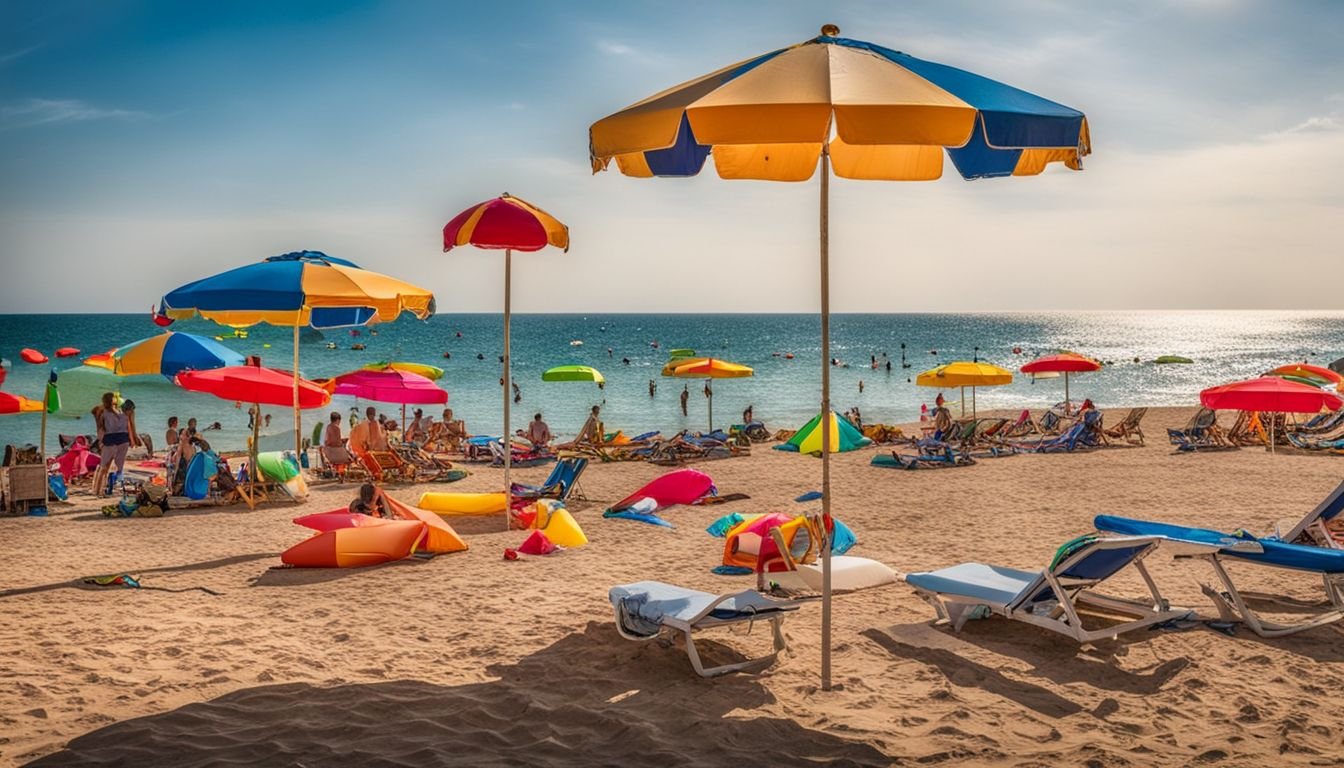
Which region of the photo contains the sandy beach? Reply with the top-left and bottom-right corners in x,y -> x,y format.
2,405 -> 1342,766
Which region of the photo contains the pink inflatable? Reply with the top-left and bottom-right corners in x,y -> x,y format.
607,468 -> 716,514
293,511 -> 398,533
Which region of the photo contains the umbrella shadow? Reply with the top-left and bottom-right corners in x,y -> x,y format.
30,622 -> 893,767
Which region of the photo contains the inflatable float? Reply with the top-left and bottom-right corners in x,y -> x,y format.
383,496 -> 468,553
522,500 -> 587,548
20,348 -> 48,364
282,520 -> 426,568
1155,355 -> 1193,364
55,347 -> 80,358
256,451 -> 308,501
605,468 -> 716,516
417,491 -> 507,516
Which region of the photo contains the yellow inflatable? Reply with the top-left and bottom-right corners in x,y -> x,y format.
530,501 -> 587,548
417,491 -> 507,516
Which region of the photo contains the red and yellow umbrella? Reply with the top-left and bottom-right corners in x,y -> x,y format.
0,392 -> 42,415
443,194 -> 569,522
663,357 -> 753,431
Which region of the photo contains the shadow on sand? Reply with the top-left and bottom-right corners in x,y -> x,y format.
29,622 -> 892,767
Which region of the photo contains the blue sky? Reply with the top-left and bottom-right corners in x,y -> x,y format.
2,0 -> 1343,312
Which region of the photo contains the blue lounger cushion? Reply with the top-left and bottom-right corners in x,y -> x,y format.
904,563 -> 1040,606
1095,515 -> 1344,574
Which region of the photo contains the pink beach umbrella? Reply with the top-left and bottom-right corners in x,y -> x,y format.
318,369 -> 448,435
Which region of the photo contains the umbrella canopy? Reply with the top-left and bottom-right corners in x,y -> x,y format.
1020,353 -> 1101,374
1269,363 -> 1342,386
320,369 -> 447,405
362,361 -> 445,381
86,332 -> 245,379
916,361 -> 1013,418
161,250 -> 435,329
542,365 -> 605,384
660,356 -> 708,376
176,366 -> 331,409
1201,377 -> 1343,413
443,194 -> 569,253
915,361 -> 1013,387
0,392 -> 42,414
443,194 -> 569,526
667,358 -> 754,379
590,24 -> 1088,691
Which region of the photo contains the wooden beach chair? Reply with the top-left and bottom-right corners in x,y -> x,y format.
1103,407 -> 1147,445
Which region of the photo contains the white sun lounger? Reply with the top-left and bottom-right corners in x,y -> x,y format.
609,581 -> 805,677
903,535 -> 1195,643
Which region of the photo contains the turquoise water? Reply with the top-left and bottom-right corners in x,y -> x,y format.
1,311 -> 1340,452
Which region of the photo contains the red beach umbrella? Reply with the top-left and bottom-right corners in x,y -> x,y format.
177,365 -> 331,408
443,194 -> 569,526
1020,352 -> 1102,405
1201,376 -> 1342,453
0,392 -> 42,414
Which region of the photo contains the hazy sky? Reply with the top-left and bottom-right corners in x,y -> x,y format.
2,0 -> 1342,313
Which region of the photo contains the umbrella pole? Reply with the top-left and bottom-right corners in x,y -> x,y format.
960,386 -> 966,418
293,325 -> 302,468
1064,372 -> 1070,412
503,248 -> 512,530
819,144 -> 833,692
972,387 -> 977,419
708,382 -> 713,432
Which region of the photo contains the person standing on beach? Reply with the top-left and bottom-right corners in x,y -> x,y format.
91,392 -> 136,497
680,386 -> 689,416
165,417 -> 179,457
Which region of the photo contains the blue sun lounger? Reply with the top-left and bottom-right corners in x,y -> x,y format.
510,456 -> 588,502
903,535 -> 1194,642
1095,514 -> 1344,637
1274,479 -> 1344,548
610,581 -> 806,677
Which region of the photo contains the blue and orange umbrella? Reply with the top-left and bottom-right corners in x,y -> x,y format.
84,332 -> 244,379
589,24 -> 1090,689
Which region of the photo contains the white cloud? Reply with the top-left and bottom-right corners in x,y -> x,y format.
0,98 -> 149,128
598,40 -> 636,56
0,45 -> 39,66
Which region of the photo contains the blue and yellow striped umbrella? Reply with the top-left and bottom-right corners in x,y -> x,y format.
161,250 -> 435,329
86,332 -> 245,379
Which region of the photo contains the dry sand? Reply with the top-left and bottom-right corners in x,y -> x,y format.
3,406 -> 1344,766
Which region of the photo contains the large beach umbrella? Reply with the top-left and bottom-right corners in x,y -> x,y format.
320,368 -> 448,436
177,363 -> 331,506
160,251 -> 435,461
84,332 -> 245,379
589,24 -> 1089,689
915,360 -> 1013,418
443,194 -> 569,525
0,392 -> 42,414
663,357 -> 753,431
1201,376 -> 1343,453
1019,353 -> 1101,407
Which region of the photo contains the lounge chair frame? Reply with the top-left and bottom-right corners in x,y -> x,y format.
1194,556 -> 1344,638
906,536 -> 1189,643
611,587 -> 802,677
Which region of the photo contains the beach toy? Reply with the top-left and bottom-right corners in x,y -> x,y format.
54,347 -> 80,358
417,491 -> 507,516
20,348 -> 48,364
281,520 -> 425,568
517,530 -> 557,556
530,501 -> 587,548
722,513 -> 819,573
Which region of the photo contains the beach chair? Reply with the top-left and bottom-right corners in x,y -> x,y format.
1167,408 -> 1232,451
903,534 -> 1192,642
510,456 -> 588,502
872,446 -> 976,470
1095,515 -> 1344,637
999,409 -> 1038,438
609,581 -> 805,677
1290,409 -> 1344,436
1273,479 -> 1344,549
1103,407 -> 1147,446
318,444 -> 366,482
1007,420 -> 1090,453
358,449 -> 410,482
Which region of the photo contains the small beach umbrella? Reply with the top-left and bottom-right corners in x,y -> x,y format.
177,363 -> 331,506
1201,376 -> 1343,453
161,251 -> 435,462
915,361 -> 1013,418
1020,353 -> 1101,407
362,361 -> 445,380
663,357 -> 752,431
443,194 -> 569,526
590,23 -> 1090,690
85,332 -> 245,379
320,368 -> 447,435
0,392 -> 42,414
542,365 -> 605,384
1268,363 -> 1342,386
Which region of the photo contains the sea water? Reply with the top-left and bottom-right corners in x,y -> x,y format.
1,311 -> 1340,452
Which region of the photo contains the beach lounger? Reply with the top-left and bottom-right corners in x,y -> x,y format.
1103,407 -> 1147,445
1167,408 -> 1233,451
610,581 -> 805,677
903,534 -> 1191,642
510,456 -> 588,502
1275,479 -> 1344,549
1095,515 -> 1344,637
1007,419 -> 1092,453
871,446 -> 976,470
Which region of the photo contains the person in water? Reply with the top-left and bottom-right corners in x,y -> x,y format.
348,483 -> 390,518
680,386 -> 689,416
648,379 -> 656,397
743,404 -> 754,424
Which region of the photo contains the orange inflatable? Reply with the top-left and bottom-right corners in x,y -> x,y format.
385,496 -> 468,554
20,348 -> 48,364
55,347 -> 81,358
281,519 -> 425,568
